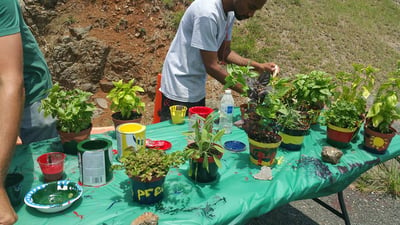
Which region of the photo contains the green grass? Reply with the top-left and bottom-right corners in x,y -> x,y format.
232,0 -> 400,78
355,158 -> 400,197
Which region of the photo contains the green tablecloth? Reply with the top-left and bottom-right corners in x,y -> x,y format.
11,112 -> 400,225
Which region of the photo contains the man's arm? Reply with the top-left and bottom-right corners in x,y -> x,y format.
200,49 -> 244,94
219,40 -> 279,74
0,33 -> 25,225
201,40 -> 280,94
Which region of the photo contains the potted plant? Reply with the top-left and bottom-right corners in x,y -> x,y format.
39,83 -> 96,154
112,146 -> 186,204
323,99 -> 364,148
363,62 -> 400,154
277,104 -> 310,151
224,65 -> 291,166
183,112 -> 225,183
289,70 -> 335,124
106,79 -> 145,128
244,76 -> 291,166
322,64 -> 378,148
333,64 -> 377,115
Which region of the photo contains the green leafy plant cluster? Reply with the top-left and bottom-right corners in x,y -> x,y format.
107,79 -> 145,120
333,64 -> 378,115
277,105 -> 309,130
365,61 -> 400,133
113,147 -> 186,182
322,64 -> 378,129
241,77 -> 292,142
224,65 -> 291,142
182,113 -> 225,172
289,70 -> 335,110
224,64 -> 259,96
323,99 -> 363,129
256,77 -> 292,121
39,83 -> 96,133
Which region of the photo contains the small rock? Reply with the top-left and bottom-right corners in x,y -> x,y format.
253,166 -> 273,180
321,146 -> 343,164
94,98 -> 109,109
131,212 -> 158,225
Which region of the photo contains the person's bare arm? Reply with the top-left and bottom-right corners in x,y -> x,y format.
220,40 -> 279,74
0,33 -> 25,225
200,49 -> 244,94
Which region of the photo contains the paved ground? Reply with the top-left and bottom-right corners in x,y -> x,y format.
246,185 -> 400,225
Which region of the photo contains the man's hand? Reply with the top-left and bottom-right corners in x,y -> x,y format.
254,62 -> 280,77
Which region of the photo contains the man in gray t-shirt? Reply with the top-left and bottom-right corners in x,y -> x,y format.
159,0 -> 279,121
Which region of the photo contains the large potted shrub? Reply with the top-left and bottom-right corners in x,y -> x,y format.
113,146 -> 185,204
183,112 -> 225,183
106,79 -> 145,128
363,62 -> 400,154
39,83 -> 96,154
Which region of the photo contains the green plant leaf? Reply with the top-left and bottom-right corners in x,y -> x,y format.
107,79 -> 145,119
213,156 -> 222,168
39,83 -> 95,133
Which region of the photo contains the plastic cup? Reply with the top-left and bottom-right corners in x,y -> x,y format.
188,106 -> 214,131
37,152 -> 66,182
6,173 -> 24,207
188,106 -> 214,119
169,105 -> 187,124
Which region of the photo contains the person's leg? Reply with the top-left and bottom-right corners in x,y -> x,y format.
158,94 -> 205,122
19,101 -> 58,144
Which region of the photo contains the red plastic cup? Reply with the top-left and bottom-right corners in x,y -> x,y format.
188,106 -> 214,119
188,106 -> 214,131
37,152 -> 66,182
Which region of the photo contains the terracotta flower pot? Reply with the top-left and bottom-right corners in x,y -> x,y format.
58,124 -> 92,155
326,123 -> 358,148
363,125 -> 396,154
111,111 -> 142,128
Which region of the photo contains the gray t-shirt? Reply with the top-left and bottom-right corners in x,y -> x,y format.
161,0 -> 235,102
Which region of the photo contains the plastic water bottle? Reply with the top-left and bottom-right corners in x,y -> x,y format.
220,89 -> 235,134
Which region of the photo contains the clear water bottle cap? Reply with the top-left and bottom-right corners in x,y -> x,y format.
225,89 -> 231,94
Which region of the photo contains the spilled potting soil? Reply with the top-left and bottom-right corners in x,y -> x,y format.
294,155 -> 382,182
293,155 -> 332,180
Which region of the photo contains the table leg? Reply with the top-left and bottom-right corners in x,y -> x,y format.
312,191 -> 351,225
